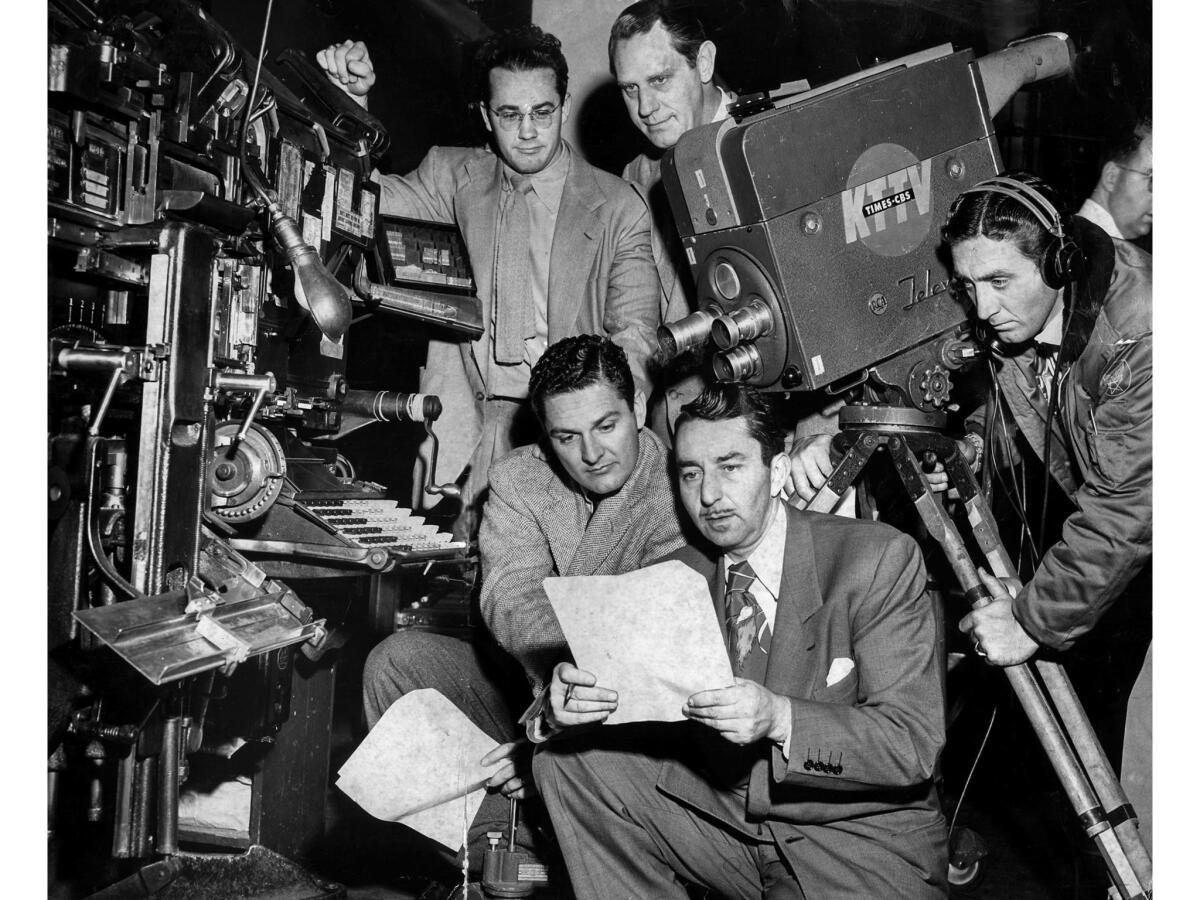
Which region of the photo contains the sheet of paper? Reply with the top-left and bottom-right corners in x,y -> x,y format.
545,560 -> 734,725
335,688 -> 500,850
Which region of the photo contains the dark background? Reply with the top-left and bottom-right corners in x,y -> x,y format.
207,0 -> 1151,196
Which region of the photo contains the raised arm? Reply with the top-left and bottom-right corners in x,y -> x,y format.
315,39 -> 375,109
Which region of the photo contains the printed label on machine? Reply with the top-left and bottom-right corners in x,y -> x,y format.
840,144 -> 933,258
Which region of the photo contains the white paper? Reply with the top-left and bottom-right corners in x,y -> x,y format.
544,560 -> 734,725
335,689 -> 501,850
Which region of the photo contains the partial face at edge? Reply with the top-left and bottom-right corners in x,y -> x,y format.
1106,131 -> 1153,239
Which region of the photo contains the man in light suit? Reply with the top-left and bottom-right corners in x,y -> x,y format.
362,335 -> 685,872
534,383 -> 947,899
319,29 -> 660,534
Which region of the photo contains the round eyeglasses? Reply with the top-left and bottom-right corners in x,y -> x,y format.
487,101 -> 563,131
1115,164 -> 1152,191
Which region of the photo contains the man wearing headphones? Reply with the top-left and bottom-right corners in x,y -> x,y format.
945,172 -> 1152,848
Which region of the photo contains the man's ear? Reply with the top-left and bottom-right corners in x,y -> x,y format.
561,91 -> 573,125
696,40 -> 717,85
633,389 -> 647,430
1099,160 -> 1121,193
478,101 -> 493,135
768,451 -> 790,498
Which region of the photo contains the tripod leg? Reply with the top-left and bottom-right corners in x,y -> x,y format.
802,431 -> 876,514
888,438 -> 1149,899
1036,660 -> 1153,888
943,450 -> 1153,885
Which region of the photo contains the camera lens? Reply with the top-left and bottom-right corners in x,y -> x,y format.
712,343 -> 763,382
713,261 -> 741,300
657,306 -> 718,359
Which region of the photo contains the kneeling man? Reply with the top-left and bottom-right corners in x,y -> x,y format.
534,383 -> 947,899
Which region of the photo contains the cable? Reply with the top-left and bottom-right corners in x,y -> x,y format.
237,0 -> 276,199
949,704 -> 998,837
1037,278 -> 1077,556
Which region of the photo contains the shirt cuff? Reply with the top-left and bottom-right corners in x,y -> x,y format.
518,686 -> 555,743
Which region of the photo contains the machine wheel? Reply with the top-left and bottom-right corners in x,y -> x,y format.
209,421 -> 287,521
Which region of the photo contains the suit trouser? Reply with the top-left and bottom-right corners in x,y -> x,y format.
363,630 -> 542,867
533,729 -> 804,900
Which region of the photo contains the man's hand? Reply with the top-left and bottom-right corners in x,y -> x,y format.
784,432 -> 836,504
958,568 -> 1039,665
315,40 -> 375,108
684,679 -> 791,747
546,662 -> 618,732
923,438 -> 978,494
480,741 -> 534,800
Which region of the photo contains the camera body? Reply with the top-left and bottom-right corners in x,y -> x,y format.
661,46 -> 999,409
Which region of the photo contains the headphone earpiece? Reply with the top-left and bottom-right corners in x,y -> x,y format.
1042,234 -> 1084,291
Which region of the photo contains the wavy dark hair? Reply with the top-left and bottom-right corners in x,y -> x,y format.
529,334 -> 635,421
941,171 -> 1072,268
475,25 -> 569,103
675,382 -> 784,465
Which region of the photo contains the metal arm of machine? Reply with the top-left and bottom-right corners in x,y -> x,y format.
212,370 -> 277,443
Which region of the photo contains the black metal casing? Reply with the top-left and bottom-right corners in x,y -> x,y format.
662,48 -> 1002,395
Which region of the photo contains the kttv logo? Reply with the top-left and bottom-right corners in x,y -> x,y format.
840,144 -> 933,258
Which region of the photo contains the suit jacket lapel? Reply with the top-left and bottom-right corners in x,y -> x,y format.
765,508 -> 823,698
548,147 -> 603,341
459,154 -> 505,383
535,463 -> 588,575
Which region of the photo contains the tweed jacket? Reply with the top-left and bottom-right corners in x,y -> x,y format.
478,429 -> 686,693
655,506 -> 948,898
376,143 -> 661,499
967,221 -> 1152,648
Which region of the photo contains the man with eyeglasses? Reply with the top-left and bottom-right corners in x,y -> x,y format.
1079,118 -> 1152,244
318,28 -> 660,538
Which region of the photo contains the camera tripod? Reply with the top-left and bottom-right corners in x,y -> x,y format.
803,404 -> 1151,899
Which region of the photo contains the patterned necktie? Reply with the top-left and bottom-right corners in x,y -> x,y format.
493,174 -> 535,364
724,560 -> 770,677
1033,342 -> 1059,404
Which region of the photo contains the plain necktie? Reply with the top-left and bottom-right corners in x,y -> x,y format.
493,175 -> 535,364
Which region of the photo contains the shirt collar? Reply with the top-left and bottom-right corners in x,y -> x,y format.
1078,198 -> 1123,240
502,141 -> 570,210
725,498 -> 786,599
712,87 -> 735,124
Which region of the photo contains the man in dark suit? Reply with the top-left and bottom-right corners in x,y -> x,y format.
533,383 -> 947,899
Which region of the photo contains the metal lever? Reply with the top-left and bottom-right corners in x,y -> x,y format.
213,371 -> 277,443
423,404 -> 461,499
56,345 -> 159,436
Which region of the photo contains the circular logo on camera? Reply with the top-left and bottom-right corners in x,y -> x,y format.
841,143 -> 933,258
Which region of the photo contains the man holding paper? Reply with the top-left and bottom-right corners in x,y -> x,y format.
534,383 -> 948,899
362,334 -> 685,865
